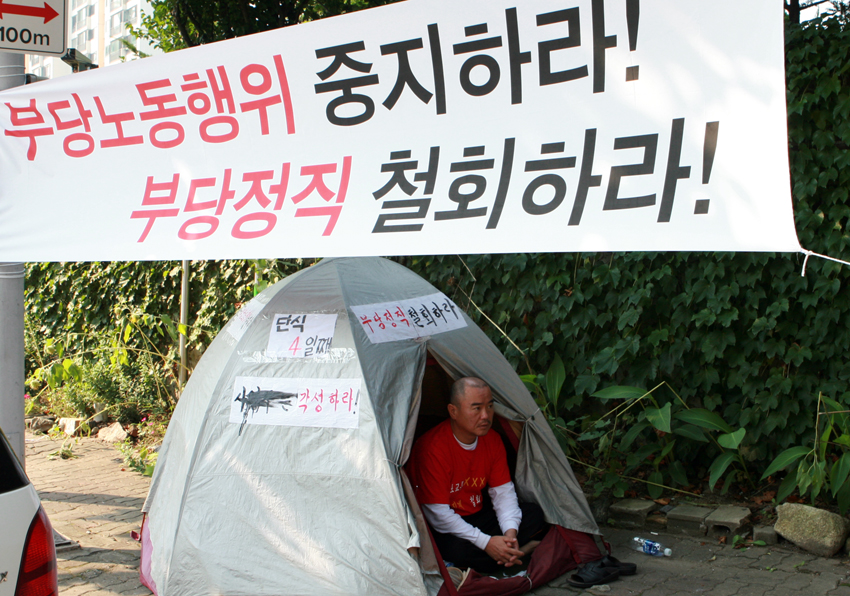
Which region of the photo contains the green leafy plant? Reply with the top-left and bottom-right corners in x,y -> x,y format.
520,354 -> 578,454
588,383 -> 751,498
47,433 -> 78,460
732,534 -> 767,549
117,440 -> 158,476
761,393 -> 850,512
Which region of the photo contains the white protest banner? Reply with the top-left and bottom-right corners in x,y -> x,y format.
0,0 -> 800,261
266,313 -> 337,357
230,376 -> 361,432
350,292 -> 466,343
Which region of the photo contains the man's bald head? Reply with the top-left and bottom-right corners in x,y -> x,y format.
450,377 -> 490,406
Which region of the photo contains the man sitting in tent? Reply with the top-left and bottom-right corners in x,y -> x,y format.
409,377 -> 548,573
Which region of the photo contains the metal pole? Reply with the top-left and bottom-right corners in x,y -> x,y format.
0,53 -> 27,467
178,260 -> 189,388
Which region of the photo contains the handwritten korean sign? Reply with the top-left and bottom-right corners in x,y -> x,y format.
229,376 -> 361,432
226,295 -> 267,341
0,0 -> 799,261
266,313 -> 337,358
350,292 -> 466,344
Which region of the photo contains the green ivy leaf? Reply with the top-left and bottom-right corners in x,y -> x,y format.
669,460 -> 689,486
646,403 -> 672,434
161,314 -> 178,343
545,354 -> 566,413
592,386 -> 647,400
777,470 -> 799,504
619,421 -> 649,451
673,424 -> 709,443
718,428 -> 746,450
837,480 -> 850,515
647,470 -> 663,500
709,452 -> 736,492
832,452 -> 850,497
761,446 -> 811,480
674,409 -> 733,434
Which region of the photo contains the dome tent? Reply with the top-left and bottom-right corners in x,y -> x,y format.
140,257 -> 601,596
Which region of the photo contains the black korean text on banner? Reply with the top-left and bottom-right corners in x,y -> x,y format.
311,0 -> 648,128
369,118 -> 722,236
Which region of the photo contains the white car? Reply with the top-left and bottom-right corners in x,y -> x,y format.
0,427 -> 57,596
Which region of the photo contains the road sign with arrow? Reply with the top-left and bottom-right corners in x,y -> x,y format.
0,0 -> 66,56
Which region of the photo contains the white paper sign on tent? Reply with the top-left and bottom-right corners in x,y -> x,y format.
226,295 -> 268,341
350,292 -> 467,344
230,376 -> 361,431
266,313 -> 338,358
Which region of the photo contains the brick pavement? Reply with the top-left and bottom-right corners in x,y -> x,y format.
24,430 -> 850,595
25,431 -> 150,596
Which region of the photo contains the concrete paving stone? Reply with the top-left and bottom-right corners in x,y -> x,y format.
778,571 -> 833,591
646,514 -> 668,531
734,568 -> 790,587
636,587 -> 677,596
609,499 -> 657,528
703,578 -> 749,595
827,585 -> 850,595
60,584 -> 100,596
771,551 -> 816,567
805,557 -> 850,573
734,585 -> 772,596
116,588 -> 156,596
112,584 -> 149,596
753,525 -> 778,546
747,554 -> 791,572
528,588 -> 563,596
667,505 -> 712,537
735,545 -> 770,559
705,506 -> 752,539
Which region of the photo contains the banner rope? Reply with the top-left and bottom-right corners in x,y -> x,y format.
800,248 -> 850,277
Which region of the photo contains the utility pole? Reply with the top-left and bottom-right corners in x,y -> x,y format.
179,260 -> 190,387
0,52 -> 27,467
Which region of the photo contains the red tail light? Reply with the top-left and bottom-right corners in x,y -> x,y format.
15,506 -> 58,596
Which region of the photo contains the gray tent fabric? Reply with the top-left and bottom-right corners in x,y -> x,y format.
142,257 -> 598,596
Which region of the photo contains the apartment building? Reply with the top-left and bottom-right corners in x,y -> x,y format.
27,0 -> 157,79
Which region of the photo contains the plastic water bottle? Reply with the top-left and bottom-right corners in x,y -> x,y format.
632,537 -> 672,556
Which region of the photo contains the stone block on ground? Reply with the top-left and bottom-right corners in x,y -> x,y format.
646,513 -> 667,530
58,417 -> 84,436
666,505 -> 712,536
753,525 -> 778,545
609,499 -> 656,528
705,506 -> 751,538
27,416 -> 55,433
97,422 -> 128,443
774,503 -> 848,557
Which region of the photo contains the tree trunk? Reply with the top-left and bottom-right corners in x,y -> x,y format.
787,0 -> 801,24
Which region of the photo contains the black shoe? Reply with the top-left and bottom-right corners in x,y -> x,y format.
600,554 -> 637,576
567,560 -> 620,588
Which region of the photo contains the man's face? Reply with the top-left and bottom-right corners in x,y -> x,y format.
449,385 -> 494,442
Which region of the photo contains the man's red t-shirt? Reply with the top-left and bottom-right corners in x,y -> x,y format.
409,419 -> 512,516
